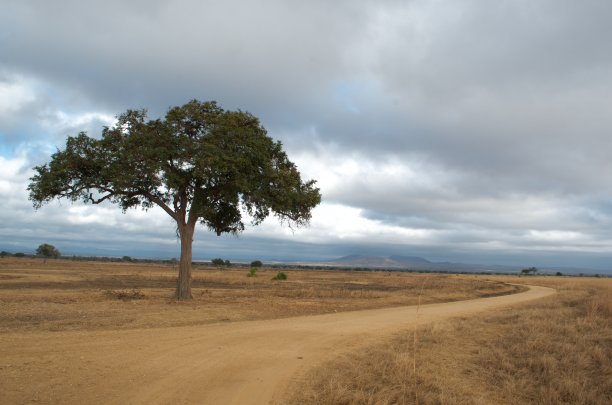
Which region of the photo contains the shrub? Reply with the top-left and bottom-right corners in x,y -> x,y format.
105,288 -> 145,301
250,260 -> 263,267
211,258 -> 226,266
272,271 -> 287,280
247,268 -> 258,277
0,251 -> 10,258
14,252 -> 26,258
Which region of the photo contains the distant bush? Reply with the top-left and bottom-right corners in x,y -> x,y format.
0,251 -> 10,258
14,252 -> 26,258
250,260 -> 263,267
122,255 -> 133,262
247,268 -> 258,277
272,271 -> 287,281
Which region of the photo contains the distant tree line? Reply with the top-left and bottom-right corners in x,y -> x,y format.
0,249 -> 608,278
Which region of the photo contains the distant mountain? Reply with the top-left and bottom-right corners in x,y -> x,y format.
332,255 -> 433,268
389,255 -> 432,265
316,255 -> 610,275
328,255 -> 519,273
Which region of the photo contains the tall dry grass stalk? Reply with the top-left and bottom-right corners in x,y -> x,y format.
413,276 -> 429,405
586,285 -> 612,320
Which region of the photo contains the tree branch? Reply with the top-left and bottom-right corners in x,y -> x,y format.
96,186 -> 178,222
187,181 -> 202,227
88,192 -> 115,205
145,192 -> 178,221
83,185 -> 178,222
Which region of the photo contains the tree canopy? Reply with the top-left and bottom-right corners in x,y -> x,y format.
29,100 -> 321,299
36,243 -> 61,259
520,267 -> 538,275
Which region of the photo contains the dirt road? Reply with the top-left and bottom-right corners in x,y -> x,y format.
0,284 -> 553,404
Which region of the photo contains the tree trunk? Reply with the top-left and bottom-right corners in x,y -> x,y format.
176,223 -> 195,300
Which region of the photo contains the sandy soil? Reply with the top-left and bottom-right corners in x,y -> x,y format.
0,284 -> 554,404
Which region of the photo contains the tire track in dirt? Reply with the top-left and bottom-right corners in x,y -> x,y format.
0,284 -> 554,404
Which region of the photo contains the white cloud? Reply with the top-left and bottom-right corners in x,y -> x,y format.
248,201 -> 435,248
526,230 -> 584,243
0,74 -> 36,114
291,147 -> 453,203
42,111 -> 115,134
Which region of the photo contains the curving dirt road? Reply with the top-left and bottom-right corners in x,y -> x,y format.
0,284 -> 554,404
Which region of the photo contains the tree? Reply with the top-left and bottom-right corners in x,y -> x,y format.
250,260 -> 263,267
520,267 -> 537,276
36,243 -> 61,261
0,251 -> 10,258
28,100 -> 321,299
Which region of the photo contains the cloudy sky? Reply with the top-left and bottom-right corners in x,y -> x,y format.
2,0 -> 612,270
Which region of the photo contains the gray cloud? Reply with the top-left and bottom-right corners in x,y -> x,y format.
1,0 -> 612,270
1,1 -> 372,115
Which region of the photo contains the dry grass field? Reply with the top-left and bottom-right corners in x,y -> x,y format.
3,258 -> 607,404
0,257 -> 520,333
290,276 -> 612,405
